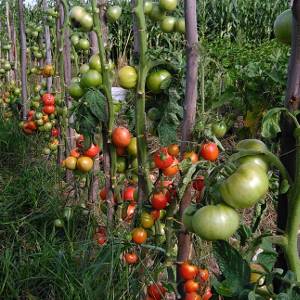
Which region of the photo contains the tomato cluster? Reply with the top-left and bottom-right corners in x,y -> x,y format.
63,135 -> 100,173
179,262 -> 212,300
146,283 -> 166,300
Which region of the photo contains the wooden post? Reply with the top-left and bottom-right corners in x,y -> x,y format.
43,0 -> 53,92
18,0 -> 28,120
177,1 -> 199,298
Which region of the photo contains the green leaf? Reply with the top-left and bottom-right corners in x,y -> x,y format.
213,241 -> 251,297
261,107 -> 287,139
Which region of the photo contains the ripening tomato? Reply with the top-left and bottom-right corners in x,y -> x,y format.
123,203 -> 136,221
202,287 -> 212,300
151,192 -> 168,210
192,176 -> 205,192
112,127 -> 131,148
42,93 -> 55,105
94,231 -> 107,246
27,121 -> 37,131
200,143 -> 219,161
141,212 -> 154,228
147,283 -> 166,300
124,252 -> 138,264
43,105 -> 55,115
64,156 -> 77,170
76,134 -> 84,148
123,186 -> 136,202
179,262 -> 198,280
184,292 -> 202,300
154,147 -> 174,169
42,64 -> 55,77
162,158 -> 179,177
76,156 -> 94,173
198,268 -> 209,282
28,110 -> 36,117
131,227 -> 147,244
118,66 -> 138,89
84,143 -> 100,158
184,280 -> 199,293
183,151 -> 198,164
167,143 -> 180,156
51,128 -> 60,137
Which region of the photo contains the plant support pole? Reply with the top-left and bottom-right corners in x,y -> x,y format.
177,0 -> 199,297
133,0 -> 152,219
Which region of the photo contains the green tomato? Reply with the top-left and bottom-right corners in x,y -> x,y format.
89,54 -> 101,72
127,137 -> 137,157
192,203 -> 239,241
80,69 -> 102,88
131,157 -> 138,174
144,1 -> 153,15
175,18 -> 185,33
159,0 -> 177,12
149,4 -> 166,22
71,34 -> 80,47
117,156 -> 127,173
77,38 -> 90,51
160,16 -> 176,33
80,13 -> 93,32
69,6 -> 86,28
118,66 -> 137,89
68,82 -> 84,99
79,64 -> 90,74
107,6 -> 122,23
220,163 -> 269,209
146,69 -> 172,94
274,9 -> 291,45
54,218 -> 64,228
44,122 -> 53,131
212,122 -> 227,138
183,204 -> 197,233
236,139 -> 269,172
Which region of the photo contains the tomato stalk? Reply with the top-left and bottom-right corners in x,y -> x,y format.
282,130 -> 300,280
133,0 -> 153,218
91,0 -> 116,224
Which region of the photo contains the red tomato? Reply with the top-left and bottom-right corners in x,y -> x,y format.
151,209 -> 161,221
99,187 -> 107,200
124,203 -> 136,221
70,148 -> 80,158
162,158 -> 179,177
27,121 -> 37,130
200,143 -> 219,161
28,110 -> 36,117
42,93 -> 55,105
123,186 -> 136,202
51,128 -> 60,137
131,227 -> 147,244
112,127 -> 131,148
43,105 -> 55,115
184,280 -> 199,293
151,192 -> 168,210
179,262 -> 198,280
116,147 -> 126,156
154,147 -> 174,169
94,227 -> 107,245
202,287 -> 212,300
84,143 -> 100,158
198,268 -> 209,282
124,252 -> 138,264
192,176 -> 205,192
147,283 -> 166,300
76,135 -> 84,148
184,292 -> 202,300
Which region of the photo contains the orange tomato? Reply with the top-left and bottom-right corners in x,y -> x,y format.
167,143 -> 180,156
131,227 -> 147,244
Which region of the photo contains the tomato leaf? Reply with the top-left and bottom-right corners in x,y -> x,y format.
261,107 -> 287,139
212,241 -> 251,297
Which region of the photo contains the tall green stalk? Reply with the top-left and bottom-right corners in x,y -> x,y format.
133,0 -> 152,213
91,0 -> 116,224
